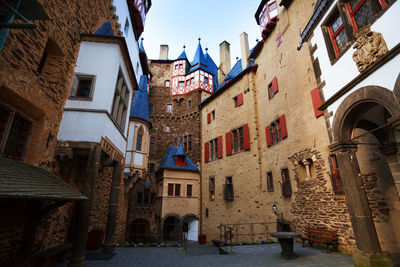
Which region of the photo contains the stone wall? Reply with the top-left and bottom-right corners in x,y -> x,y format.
289,149 -> 356,250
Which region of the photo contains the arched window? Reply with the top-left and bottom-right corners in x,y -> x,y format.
136,127 -> 143,151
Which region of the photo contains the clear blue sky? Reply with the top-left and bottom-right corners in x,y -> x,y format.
141,1 -> 262,66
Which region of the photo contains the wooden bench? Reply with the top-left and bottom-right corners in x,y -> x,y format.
301,228 -> 338,252
32,242 -> 73,267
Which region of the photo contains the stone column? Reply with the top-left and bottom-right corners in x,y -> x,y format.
330,142 -> 392,266
102,161 -> 122,253
68,145 -> 101,267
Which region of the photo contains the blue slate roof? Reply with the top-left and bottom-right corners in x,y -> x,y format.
175,143 -> 186,156
139,38 -> 146,53
177,47 -> 188,60
156,145 -> 199,173
130,75 -> 150,123
189,39 -> 208,73
204,49 -> 219,91
298,0 -> 332,50
95,21 -> 114,36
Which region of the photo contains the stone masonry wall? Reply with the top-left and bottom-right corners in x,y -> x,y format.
289,149 -> 356,251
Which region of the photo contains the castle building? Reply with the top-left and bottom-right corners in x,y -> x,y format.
298,0 -> 400,265
0,0 -> 152,266
200,0 -> 356,254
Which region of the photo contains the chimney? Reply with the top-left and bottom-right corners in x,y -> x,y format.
218,41 -> 231,85
240,32 -> 250,70
159,45 -> 169,60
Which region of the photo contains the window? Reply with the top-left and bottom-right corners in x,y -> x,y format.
205,136 -> 222,162
168,184 -> 181,196
165,125 -> 170,132
136,127 -> 143,151
183,135 -> 187,151
187,184 -> 192,197
330,155 -> 344,194
267,172 -> 274,192
209,138 -> 218,161
191,77 -> 194,84
111,71 -> 130,130
186,80 -> 190,86
268,77 -> 278,99
167,104 -> 172,113
266,115 -> 287,147
204,77 -> 209,84
168,183 -> 174,196
209,177 -> 215,200
179,64 -> 184,69
150,136 -> 156,153
148,162 -> 155,173
69,75 -> 95,99
211,110 -> 215,120
175,64 -> 178,70
136,190 -> 152,205
226,124 -> 250,156
188,135 -> 192,151
0,104 -> 31,160
187,100 -> 192,110
258,0 -> 279,27
205,208 -> 209,218
281,168 -> 292,198
322,0 -> 388,61
166,65 -> 170,71
165,80 -> 170,87
175,184 -> 181,196
224,176 -> 234,201
180,134 -> 192,152
178,81 -> 185,87
234,93 -> 243,108
124,17 -> 129,36
176,155 -> 186,166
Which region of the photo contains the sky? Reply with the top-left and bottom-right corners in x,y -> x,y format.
141,0 -> 262,66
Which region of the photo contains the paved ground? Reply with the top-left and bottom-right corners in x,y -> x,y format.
57,242 -> 354,266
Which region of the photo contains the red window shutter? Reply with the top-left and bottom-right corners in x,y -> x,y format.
217,136 -> 223,159
225,132 -> 232,156
280,114 -> 288,139
205,142 -> 209,163
237,93 -> 244,106
207,113 -> 211,124
272,76 -> 278,94
311,87 -> 324,118
243,123 -> 250,150
266,126 -> 272,147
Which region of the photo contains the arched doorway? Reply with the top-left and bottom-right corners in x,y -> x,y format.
163,216 -> 180,241
182,214 -> 199,241
130,219 -> 150,242
331,86 -> 400,265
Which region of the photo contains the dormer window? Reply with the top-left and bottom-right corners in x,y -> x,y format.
176,155 -> 186,166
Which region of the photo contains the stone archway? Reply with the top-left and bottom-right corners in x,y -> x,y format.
129,218 -> 151,243
330,85 -> 400,266
162,215 -> 181,242
182,214 -> 199,241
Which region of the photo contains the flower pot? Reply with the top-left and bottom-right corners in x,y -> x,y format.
198,234 -> 206,244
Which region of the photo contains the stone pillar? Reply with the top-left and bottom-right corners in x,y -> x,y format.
102,161 -> 122,253
68,145 -> 101,267
330,142 -> 392,266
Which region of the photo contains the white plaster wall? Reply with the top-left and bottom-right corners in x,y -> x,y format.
57,112 -> 127,154
187,219 -> 199,241
327,53 -> 400,127
113,0 -> 143,82
58,41 -> 134,153
310,1 -> 400,103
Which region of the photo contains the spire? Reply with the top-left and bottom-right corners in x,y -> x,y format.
130,75 -> 150,123
176,45 -> 188,60
189,38 -> 208,73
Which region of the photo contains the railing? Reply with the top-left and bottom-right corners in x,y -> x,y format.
219,221 -> 278,244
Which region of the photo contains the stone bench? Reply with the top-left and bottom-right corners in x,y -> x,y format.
301,227 -> 338,252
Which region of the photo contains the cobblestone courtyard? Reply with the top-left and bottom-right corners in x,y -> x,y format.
57,242 -> 354,266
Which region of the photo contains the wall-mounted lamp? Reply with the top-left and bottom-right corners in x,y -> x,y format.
272,203 -> 277,213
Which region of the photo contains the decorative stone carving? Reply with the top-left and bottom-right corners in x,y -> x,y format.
353,28 -> 388,72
